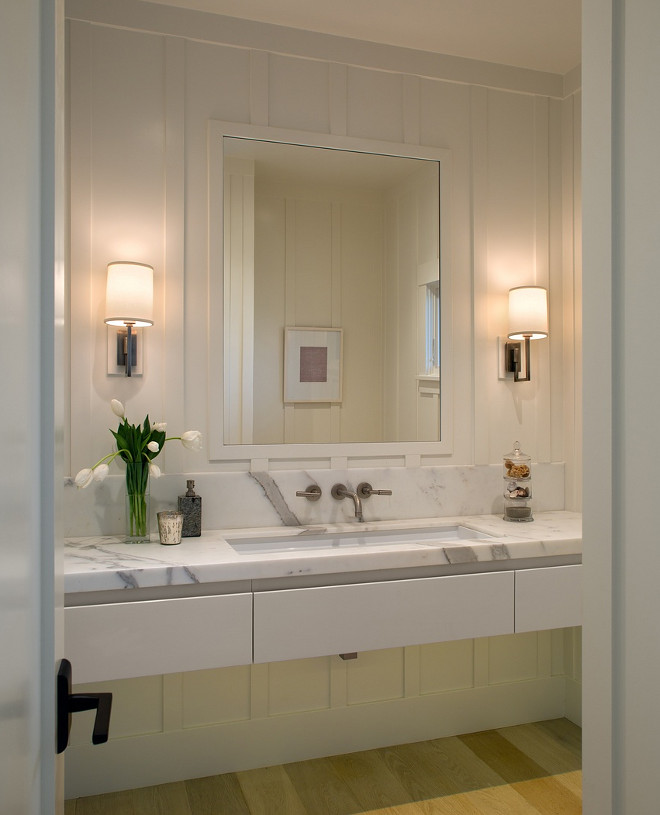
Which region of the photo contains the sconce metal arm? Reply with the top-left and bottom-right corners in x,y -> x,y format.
505,335 -> 531,382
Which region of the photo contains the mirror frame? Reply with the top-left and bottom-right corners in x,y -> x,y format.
208,120 -> 453,462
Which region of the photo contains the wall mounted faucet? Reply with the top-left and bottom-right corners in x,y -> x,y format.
331,484 -> 364,522
357,482 -> 393,499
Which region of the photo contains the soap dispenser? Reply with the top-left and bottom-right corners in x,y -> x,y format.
178,480 -> 202,537
503,441 -> 533,522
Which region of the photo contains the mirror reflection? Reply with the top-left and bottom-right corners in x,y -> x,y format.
223,137 -> 441,445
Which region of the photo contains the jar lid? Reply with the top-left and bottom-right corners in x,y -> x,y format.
504,440 -> 529,460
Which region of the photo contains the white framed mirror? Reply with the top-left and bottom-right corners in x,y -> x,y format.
208,121 -> 452,461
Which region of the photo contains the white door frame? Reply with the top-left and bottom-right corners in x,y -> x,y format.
583,0 -> 660,812
0,0 -> 64,812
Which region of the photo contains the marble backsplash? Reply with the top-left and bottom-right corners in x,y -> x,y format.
63,463 -> 565,537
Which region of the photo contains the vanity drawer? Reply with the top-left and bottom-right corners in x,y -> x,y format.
515,564 -> 582,632
253,571 -> 514,663
65,593 -> 253,683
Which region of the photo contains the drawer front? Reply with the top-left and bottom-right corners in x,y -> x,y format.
253,571 -> 514,664
515,565 -> 582,633
65,593 -> 253,683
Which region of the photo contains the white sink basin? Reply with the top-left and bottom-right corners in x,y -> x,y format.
228,525 -> 494,555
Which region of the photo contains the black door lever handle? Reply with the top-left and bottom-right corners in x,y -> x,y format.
57,658 -> 112,754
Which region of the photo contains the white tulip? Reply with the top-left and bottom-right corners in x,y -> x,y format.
74,468 -> 93,488
149,462 -> 162,478
111,399 -> 125,419
147,441 -> 160,453
93,464 -> 109,482
152,421 -> 167,432
181,430 -> 202,451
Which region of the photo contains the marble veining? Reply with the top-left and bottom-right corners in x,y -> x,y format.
65,511 -> 581,596
249,471 -> 301,526
62,463 -> 565,537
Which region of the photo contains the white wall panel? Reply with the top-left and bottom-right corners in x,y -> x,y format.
268,54 -> 330,133
185,40 -> 252,124
487,632 -> 539,685
67,8 -> 576,480
346,648 -> 405,704
346,67 -> 404,143
419,640 -> 475,694
69,23 -> 167,472
267,657 -> 332,715
484,91 -> 539,464
182,665 -> 252,727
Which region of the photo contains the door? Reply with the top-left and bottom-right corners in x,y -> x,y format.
0,0 -> 64,812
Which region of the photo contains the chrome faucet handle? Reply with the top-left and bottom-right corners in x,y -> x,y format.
357,482 -> 393,498
295,485 -> 322,501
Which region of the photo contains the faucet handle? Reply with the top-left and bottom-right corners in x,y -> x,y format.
357,482 -> 392,498
296,485 -> 322,501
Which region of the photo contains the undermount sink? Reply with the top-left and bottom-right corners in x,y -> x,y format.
228,525 -> 494,555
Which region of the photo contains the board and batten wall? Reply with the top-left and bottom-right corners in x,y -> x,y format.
66,0 -> 581,490
64,0 -> 582,798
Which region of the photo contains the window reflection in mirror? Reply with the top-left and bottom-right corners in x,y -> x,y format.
223,136 -> 440,445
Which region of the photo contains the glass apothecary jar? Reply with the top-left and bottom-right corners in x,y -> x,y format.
503,441 -> 534,522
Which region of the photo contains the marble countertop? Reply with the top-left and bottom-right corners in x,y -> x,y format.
64,511 -> 581,596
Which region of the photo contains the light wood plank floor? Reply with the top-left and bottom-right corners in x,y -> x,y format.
65,718 -> 581,814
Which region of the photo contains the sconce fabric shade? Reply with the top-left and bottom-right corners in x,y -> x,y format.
104,262 -> 154,327
508,286 -> 548,340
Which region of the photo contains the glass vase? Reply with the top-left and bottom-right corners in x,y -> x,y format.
125,462 -> 151,543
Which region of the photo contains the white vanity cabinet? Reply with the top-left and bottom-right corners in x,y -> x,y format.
65,593 -> 253,683
253,571 -> 515,663
514,564 -> 582,633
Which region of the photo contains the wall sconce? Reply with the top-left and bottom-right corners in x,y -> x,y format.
504,286 -> 548,382
104,261 -> 154,377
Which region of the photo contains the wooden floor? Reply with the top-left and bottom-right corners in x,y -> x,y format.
65,718 -> 581,814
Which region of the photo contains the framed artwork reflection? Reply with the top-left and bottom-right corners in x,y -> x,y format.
284,327 -> 343,403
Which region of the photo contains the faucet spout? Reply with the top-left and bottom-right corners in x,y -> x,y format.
331,483 -> 364,522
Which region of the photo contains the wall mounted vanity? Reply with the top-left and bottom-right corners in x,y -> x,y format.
64,511 -> 581,684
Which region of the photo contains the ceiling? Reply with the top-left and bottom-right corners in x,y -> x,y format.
145,0 -> 581,75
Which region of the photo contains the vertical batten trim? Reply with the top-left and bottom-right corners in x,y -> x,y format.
561,93 -> 578,509
331,202 -> 342,443
571,90 -> 582,511
283,198 -> 296,444
164,35 -> 186,473
329,63 -> 348,136
329,656 -> 348,708
249,50 -> 269,126
548,97 -> 566,470
68,19 -> 94,475
470,87 -> 489,466
473,638 -> 489,688
249,663 -> 269,720
533,95 -> 552,465
404,645 -> 422,698
537,630 -> 553,677
403,75 -> 421,145
162,673 -> 184,731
